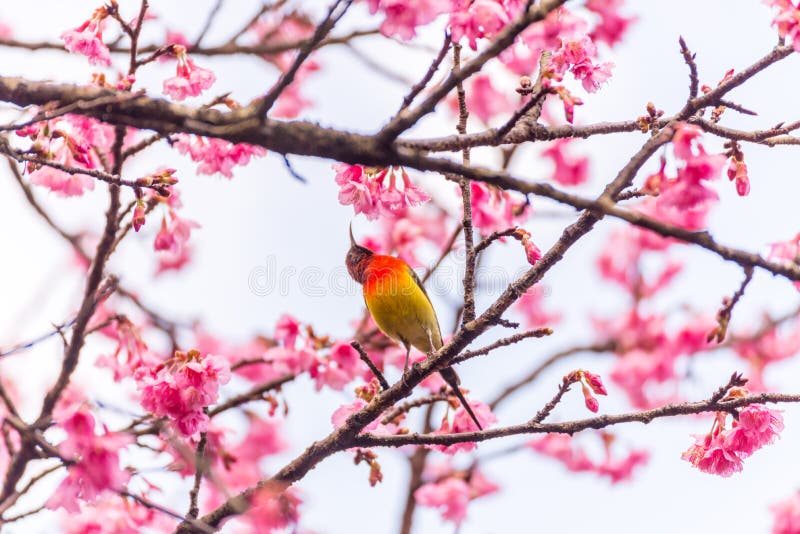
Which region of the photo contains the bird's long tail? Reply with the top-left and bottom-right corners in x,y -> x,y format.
439,366 -> 483,431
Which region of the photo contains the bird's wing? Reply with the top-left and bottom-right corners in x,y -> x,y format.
406,265 -> 443,350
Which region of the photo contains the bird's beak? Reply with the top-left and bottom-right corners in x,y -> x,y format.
349,222 -> 357,247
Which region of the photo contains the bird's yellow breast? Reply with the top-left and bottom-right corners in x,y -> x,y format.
363,256 -> 442,354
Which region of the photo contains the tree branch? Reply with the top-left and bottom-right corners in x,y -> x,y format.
352,392 -> 800,448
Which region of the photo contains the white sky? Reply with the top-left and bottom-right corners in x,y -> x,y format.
0,1 -> 799,533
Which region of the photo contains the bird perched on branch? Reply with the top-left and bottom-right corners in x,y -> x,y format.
346,225 -> 483,430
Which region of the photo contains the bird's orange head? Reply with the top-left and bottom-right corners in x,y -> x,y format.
346,224 -> 373,284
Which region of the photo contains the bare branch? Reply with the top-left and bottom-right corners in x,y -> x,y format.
352,392 -> 800,449
352,341 -> 390,391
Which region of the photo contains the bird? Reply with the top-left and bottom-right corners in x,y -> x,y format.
345,225 -> 483,430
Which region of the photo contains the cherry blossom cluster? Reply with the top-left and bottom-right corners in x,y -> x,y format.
172,134 -> 267,178
528,432 -> 648,483
414,463 -> 499,525
770,232 -> 800,291
135,349 -> 231,436
15,115 -> 114,197
162,45 -> 216,101
772,492 -> 800,534
334,164 -> 431,220
60,3 -> 113,66
767,0 -> 800,51
682,396 -> 783,477
47,409 -> 132,512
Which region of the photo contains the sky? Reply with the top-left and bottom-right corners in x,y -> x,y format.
0,1 -> 799,533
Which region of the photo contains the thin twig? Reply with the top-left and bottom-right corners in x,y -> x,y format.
678,36 -> 699,100
451,327 -> 554,365
530,379 -> 572,423
254,0 -> 352,118
489,342 -> 615,411
193,0 -> 225,48
474,227 -> 520,255
708,266 -> 755,343
352,341 -> 389,390
187,429 -> 208,520
397,32 -> 451,113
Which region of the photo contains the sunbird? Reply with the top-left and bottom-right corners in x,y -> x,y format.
346,226 -> 483,430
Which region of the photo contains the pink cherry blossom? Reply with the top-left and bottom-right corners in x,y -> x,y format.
499,6 -> 588,75
415,478 -> 471,524
274,314 -> 302,348
60,6 -> 112,66
94,316 -> 155,380
249,12 -> 316,70
132,201 -> 146,232
431,400 -> 497,455
566,369 -> 608,412
672,123 -> 703,159
331,398 -> 398,435
47,410 -> 132,512
367,0 -> 450,40
725,404 -> 784,455
163,45 -> 216,101
450,74 -> 515,124
771,492 -> 800,534
334,163 -> 378,219
595,224 -> 685,297
156,245 -> 193,274
154,210 -> 200,256
29,167 -> 95,197
682,405 -> 783,477
60,495 -> 176,534
469,181 -> 529,234
514,227 -> 542,265
528,433 -> 648,483
334,164 -> 429,220
259,345 -> 317,380
574,60 -> 614,92
135,349 -> 231,436
240,487 -> 302,534
513,286 -> 561,328
310,358 -> 353,391
551,85 -> 584,123
727,157 -> 750,196
542,139 -> 590,186
638,124 -> 725,231
449,0 -> 515,50
769,232 -> 800,290
767,0 -> 800,51
235,413 -> 288,462
586,0 -> 636,46
414,466 -> 498,525
547,35 -> 614,93
683,435 -> 744,477
20,116 -> 109,197
733,321 -> 800,390
0,21 -> 12,40
378,168 -> 431,215
165,30 -> 191,48
173,134 -> 267,178
597,449 -> 650,483
594,309 -> 714,409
